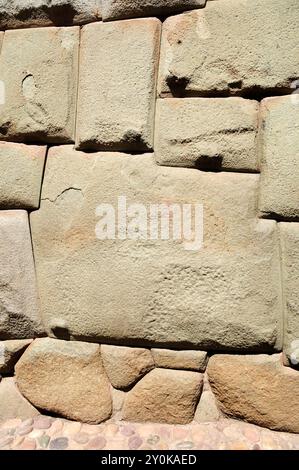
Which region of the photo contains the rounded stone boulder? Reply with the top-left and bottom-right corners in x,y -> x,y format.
15,338 -> 112,424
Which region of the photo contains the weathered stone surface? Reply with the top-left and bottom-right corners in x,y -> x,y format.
258,96 -> 299,220
0,339 -> 32,374
101,345 -> 154,389
0,26 -> 79,143
280,223 -> 299,367
122,368 -> 202,424
0,142 -> 46,209
15,338 -> 112,424
155,98 -> 259,171
194,390 -> 220,423
0,378 -> 39,420
208,354 -> 299,433
76,19 -> 161,151
0,211 -> 43,339
158,0 -> 299,97
0,0 -> 101,29
102,0 -> 206,21
151,349 -> 208,371
30,146 -> 282,351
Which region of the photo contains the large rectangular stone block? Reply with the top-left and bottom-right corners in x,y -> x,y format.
0,26 -> 79,143
0,211 -> 44,339
155,98 -> 259,171
158,0 -> 299,97
0,1 -> 102,29
102,0 -> 206,21
0,142 -> 46,209
30,145 -> 282,352
258,96 -> 299,220
76,19 -> 161,152
280,223 -> 299,367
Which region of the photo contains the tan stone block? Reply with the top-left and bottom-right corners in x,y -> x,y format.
101,345 -> 154,389
279,223 -> 299,367
158,0 -> 299,97
0,211 -> 43,339
16,338 -> 112,424
102,0 -> 206,21
155,98 -> 259,171
30,146 -> 282,352
0,142 -> 46,209
151,348 -> 208,371
122,368 -> 203,424
0,339 -> 32,374
0,1 -> 101,29
76,19 -> 161,151
259,96 -> 299,220
0,378 -> 39,420
208,354 -> 299,433
0,27 -> 79,143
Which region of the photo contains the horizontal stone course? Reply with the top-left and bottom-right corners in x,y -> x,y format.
155,98 -> 259,171
0,26 -> 79,144
0,1 -> 102,29
158,0 -> 299,97
0,142 -> 46,210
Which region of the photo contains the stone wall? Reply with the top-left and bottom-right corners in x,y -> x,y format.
0,0 -> 298,433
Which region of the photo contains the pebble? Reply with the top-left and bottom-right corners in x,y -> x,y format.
34,416 -> 53,430
18,438 -> 36,450
49,437 -> 69,450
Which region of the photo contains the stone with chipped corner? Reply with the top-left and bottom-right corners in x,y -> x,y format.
0,211 -> 43,340
279,223 -> 299,367
258,96 -> 299,220
30,146 -> 282,352
151,348 -> 208,371
102,0 -> 206,21
0,339 -> 32,374
15,338 -> 112,424
0,142 -> 46,210
155,98 -> 259,171
101,345 -> 154,390
0,26 -> 79,143
0,0 -> 101,29
208,354 -> 299,433
158,0 -> 299,97
76,19 -> 161,152
122,368 -> 202,424
0,377 -> 40,420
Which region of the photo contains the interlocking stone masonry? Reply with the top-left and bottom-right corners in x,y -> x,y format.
30,146 -> 282,352
0,27 -> 79,143
0,0 -> 102,29
76,19 -> 161,151
101,0 -> 206,21
158,0 -> 299,97
155,98 -> 259,171
258,96 -> 299,220
0,211 -> 43,340
280,223 -> 299,367
0,142 -> 46,209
